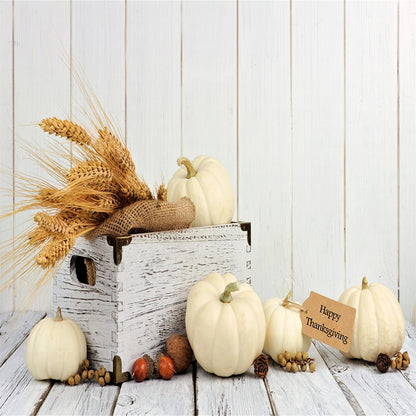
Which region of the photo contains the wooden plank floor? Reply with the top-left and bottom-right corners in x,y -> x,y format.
0,312 -> 415,415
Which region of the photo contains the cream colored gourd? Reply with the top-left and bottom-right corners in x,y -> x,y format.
185,272 -> 265,377
338,277 -> 405,362
167,156 -> 234,227
263,291 -> 311,361
25,307 -> 87,381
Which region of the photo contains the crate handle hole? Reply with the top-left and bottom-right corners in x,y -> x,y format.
71,256 -> 96,286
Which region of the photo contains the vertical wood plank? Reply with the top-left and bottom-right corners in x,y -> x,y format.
238,1 -> 292,300
0,0 -> 14,312
126,1 -> 181,189
14,1 -> 70,311
292,1 -> 344,301
399,1 -> 416,321
72,0 -> 125,137
182,0 -> 237,217
345,1 -> 398,293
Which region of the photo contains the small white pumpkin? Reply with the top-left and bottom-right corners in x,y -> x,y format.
167,156 -> 234,227
25,307 -> 87,381
185,272 -> 265,377
338,277 -> 405,362
263,291 -> 311,361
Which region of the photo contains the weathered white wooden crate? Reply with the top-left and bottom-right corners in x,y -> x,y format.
53,222 -> 251,372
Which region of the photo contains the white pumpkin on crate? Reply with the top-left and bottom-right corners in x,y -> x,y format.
185,272 -> 265,377
263,291 -> 311,362
167,155 -> 234,227
25,307 -> 87,381
338,277 -> 405,362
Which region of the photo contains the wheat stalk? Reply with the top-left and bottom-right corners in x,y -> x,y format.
36,235 -> 76,269
39,117 -> 92,146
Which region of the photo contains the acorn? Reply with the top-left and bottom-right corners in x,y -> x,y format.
132,354 -> 154,382
155,353 -> 175,380
165,334 -> 193,374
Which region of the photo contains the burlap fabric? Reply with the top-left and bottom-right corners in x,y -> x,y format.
86,197 -> 195,239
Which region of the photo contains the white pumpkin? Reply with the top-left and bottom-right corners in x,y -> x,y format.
338,277 -> 405,362
167,156 -> 234,227
185,272 -> 265,377
263,291 -> 311,361
25,307 -> 87,381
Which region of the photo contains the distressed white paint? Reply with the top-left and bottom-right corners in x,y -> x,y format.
195,365 -> 273,415
1,313 -> 416,416
345,1 -> 398,293
292,1 -> 345,301
266,343 -> 354,415
238,0 -> 292,301
114,373 -> 193,415
315,337 -> 416,415
399,1 -> 416,326
0,1 -> 415,324
0,0 -> 14,312
53,223 -> 251,371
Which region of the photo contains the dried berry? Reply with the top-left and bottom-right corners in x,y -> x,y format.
309,362 -> 316,373
292,363 -> 298,373
88,369 -> 95,380
81,359 -> 90,371
285,362 -> 292,372
68,376 -> 75,386
74,374 -> 81,385
165,334 -> 193,374
284,351 -> 291,361
97,366 -> 106,377
296,352 -> 302,362
105,372 -> 111,384
98,376 -> 105,387
302,352 -> 308,361
403,351 -> 410,363
81,370 -> 88,380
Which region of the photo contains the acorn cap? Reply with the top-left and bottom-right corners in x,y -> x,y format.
143,354 -> 154,379
154,353 -> 164,378
165,334 -> 193,374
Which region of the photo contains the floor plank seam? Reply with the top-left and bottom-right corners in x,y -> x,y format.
263,376 -> 278,416
109,384 -> 121,415
31,380 -> 55,416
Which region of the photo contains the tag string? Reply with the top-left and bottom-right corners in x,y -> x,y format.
281,296 -> 308,313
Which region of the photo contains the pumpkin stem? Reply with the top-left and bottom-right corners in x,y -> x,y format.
177,157 -> 197,179
220,282 -> 239,303
283,290 -> 292,303
362,277 -> 368,289
55,306 -> 63,321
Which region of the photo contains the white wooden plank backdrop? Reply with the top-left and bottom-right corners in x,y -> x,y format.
0,0 -> 415,322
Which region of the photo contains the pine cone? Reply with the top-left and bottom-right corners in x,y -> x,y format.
253,354 -> 269,378
376,353 -> 391,373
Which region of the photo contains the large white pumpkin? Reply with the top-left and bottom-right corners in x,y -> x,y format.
25,307 -> 87,381
263,291 -> 311,361
185,272 -> 265,377
167,156 -> 234,227
338,277 -> 405,362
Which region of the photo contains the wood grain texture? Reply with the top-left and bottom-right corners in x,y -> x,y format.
238,0 -> 292,302
399,1 -> 416,322
0,341 -> 52,416
266,343 -> 354,415
37,382 -> 119,416
126,1 -> 181,188
0,310 -> 45,368
315,337 -> 416,415
182,0 -> 237,219
14,0 -> 70,312
345,0 -> 398,293
196,365 -> 273,415
54,224 -> 251,372
0,0 -> 14,312
292,0 -> 345,301
114,373 -> 193,415
72,0 -> 125,137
